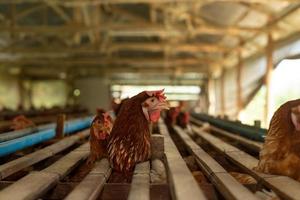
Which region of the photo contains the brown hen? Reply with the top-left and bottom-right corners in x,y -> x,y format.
107,89 -> 169,174
255,99 -> 300,181
87,109 -> 113,164
10,115 -> 35,130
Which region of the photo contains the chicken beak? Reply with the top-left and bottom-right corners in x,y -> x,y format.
157,101 -> 170,110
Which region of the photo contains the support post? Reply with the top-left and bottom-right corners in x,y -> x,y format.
264,32 -> 273,126
56,114 -> 66,139
220,71 -> 225,116
236,46 -> 243,117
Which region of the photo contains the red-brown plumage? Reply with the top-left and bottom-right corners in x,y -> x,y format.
87,109 -> 113,164
107,90 -> 168,173
112,98 -> 129,117
165,107 -> 179,127
10,115 -> 35,130
176,111 -> 190,129
254,99 -> 300,181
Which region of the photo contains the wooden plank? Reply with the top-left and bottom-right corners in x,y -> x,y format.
173,126 -> 258,200
0,172 -> 59,200
64,159 -> 112,200
210,126 -> 262,152
151,135 -> 164,159
192,125 -> 300,200
0,143 -> 89,200
101,183 -> 130,200
190,117 -> 263,152
43,143 -> 89,178
0,130 -> 89,180
158,120 -> 207,200
128,162 -> 150,200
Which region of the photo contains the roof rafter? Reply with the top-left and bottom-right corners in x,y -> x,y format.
0,0 -> 295,5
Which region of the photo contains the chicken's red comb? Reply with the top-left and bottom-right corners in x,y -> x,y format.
146,89 -> 167,102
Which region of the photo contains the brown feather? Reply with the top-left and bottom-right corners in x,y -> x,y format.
107,92 -> 151,173
87,110 -> 113,164
10,115 -> 35,130
255,99 -> 300,181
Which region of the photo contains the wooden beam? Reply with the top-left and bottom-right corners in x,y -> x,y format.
111,6 -> 148,23
1,42 -> 232,54
43,0 -> 71,23
55,114 -> 65,139
0,0 -> 295,5
15,4 -> 46,21
220,70 -> 226,116
21,65 -> 208,77
109,43 -> 231,53
236,45 -> 243,116
0,57 -> 215,68
219,3 -> 300,69
264,32 -> 273,126
0,23 -> 261,36
108,23 -> 262,37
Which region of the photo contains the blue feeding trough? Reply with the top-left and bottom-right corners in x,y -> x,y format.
0,123 -> 55,143
0,117 -> 93,157
191,113 -> 267,142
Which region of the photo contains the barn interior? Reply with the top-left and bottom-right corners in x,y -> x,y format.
1,1 -> 300,200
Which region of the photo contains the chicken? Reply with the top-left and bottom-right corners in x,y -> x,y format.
165,107 -> 179,127
176,111 -> 190,129
10,115 -> 35,130
107,89 -> 169,173
176,101 -> 190,129
112,98 -> 129,117
87,109 -> 113,164
254,99 -> 300,181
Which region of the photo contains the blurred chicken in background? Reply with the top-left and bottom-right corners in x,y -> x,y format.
176,101 -> 190,129
10,115 -> 35,130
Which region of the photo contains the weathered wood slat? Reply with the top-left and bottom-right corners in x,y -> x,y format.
173,126 -> 259,200
158,120 -> 207,200
0,130 -> 89,180
151,134 -> 164,159
192,125 -> 300,200
210,126 -> 263,152
43,143 -> 89,177
64,159 -> 111,200
191,117 -> 262,152
0,143 -> 89,200
128,161 -> 150,200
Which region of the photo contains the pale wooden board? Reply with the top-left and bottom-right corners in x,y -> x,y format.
0,143 -> 89,200
191,117 -> 263,152
128,161 -> 150,200
151,135 -> 164,159
0,130 -> 89,180
158,120 -> 207,200
192,126 -> 238,153
173,126 -> 259,200
192,125 -> 300,200
43,143 -> 89,178
0,171 -> 59,200
211,126 -> 263,152
64,159 -> 112,200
